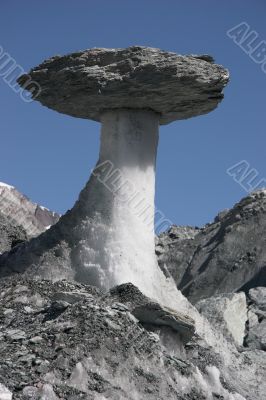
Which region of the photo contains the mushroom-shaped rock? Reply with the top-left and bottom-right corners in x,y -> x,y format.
1,46 -> 229,306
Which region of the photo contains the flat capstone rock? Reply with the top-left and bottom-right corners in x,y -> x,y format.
18,46 -> 229,124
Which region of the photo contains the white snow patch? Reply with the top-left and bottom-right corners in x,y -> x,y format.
0,383 -> 12,400
203,366 -> 246,400
40,205 -> 49,212
0,182 -> 14,190
39,384 -> 58,400
67,362 -> 88,392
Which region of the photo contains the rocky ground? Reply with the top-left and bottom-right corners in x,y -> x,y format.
0,277 -> 265,400
0,185 -> 266,399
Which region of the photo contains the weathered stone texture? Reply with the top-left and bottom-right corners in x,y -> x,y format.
18,46 -> 229,124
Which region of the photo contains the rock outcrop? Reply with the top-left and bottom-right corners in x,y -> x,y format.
0,182 -> 60,239
0,212 -> 28,254
157,190 -> 266,303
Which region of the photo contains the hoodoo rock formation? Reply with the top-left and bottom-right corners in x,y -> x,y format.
0,46 -> 229,305
1,45 -> 266,400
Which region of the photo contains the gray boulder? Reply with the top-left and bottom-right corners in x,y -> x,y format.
245,320 -> 266,350
109,283 -> 195,356
248,287 -> 266,311
18,46 -> 229,125
245,287 -> 266,350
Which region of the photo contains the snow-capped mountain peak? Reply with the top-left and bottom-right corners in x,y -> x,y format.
0,182 -> 60,238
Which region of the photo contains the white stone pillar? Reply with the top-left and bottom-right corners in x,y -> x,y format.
72,109 -> 177,302
96,109 -> 160,294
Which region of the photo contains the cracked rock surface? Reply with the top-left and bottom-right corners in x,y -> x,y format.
18,46 -> 229,124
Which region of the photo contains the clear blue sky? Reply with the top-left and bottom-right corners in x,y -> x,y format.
0,0 -> 265,227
